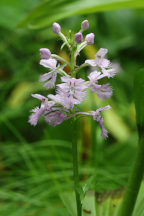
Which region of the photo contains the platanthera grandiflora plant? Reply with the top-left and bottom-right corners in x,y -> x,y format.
29,20 -> 118,216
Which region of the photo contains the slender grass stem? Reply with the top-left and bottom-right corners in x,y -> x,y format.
72,120 -> 82,216
118,136 -> 144,216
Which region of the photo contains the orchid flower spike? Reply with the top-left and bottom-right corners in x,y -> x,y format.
29,19 -> 119,138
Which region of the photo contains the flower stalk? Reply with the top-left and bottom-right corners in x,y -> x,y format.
72,119 -> 82,216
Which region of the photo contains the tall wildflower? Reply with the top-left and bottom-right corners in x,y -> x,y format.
29,20 -> 119,138
28,19 -> 119,216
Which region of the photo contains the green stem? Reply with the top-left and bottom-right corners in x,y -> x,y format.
118,137 -> 144,216
58,32 -> 71,50
72,120 -> 82,216
91,118 -> 97,166
90,96 -> 97,167
51,54 -> 72,69
74,63 -> 88,74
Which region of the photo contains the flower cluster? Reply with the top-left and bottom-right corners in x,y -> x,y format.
29,20 -> 119,138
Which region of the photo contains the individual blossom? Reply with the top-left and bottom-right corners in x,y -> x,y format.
39,58 -> 59,89
85,33 -> 95,45
52,22 -> 61,34
75,32 -> 83,44
44,111 -> 67,126
29,94 -> 68,126
85,48 -> 110,70
40,48 -> 51,59
55,76 -> 87,109
91,105 -> 111,138
28,94 -> 55,126
87,71 -> 112,100
102,62 -> 121,78
73,105 -> 111,138
81,20 -> 89,31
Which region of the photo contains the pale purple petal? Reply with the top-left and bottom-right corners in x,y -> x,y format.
29,112 -> 39,126
95,105 -> 111,114
85,59 -> 96,67
88,71 -> 105,81
40,59 -> 57,70
102,62 -> 120,78
31,94 -> 47,101
39,72 -> 53,82
43,73 -> 57,89
39,70 -> 57,89
91,105 -> 111,138
48,94 -> 62,104
28,105 -> 45,126
96,48 -> 108,58
94,48 -> 110,68
99,118 -> 108,138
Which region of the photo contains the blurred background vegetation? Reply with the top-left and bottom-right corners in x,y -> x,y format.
0,0 -> 144,215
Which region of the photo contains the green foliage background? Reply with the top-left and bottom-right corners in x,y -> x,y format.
0,0 -> 144,215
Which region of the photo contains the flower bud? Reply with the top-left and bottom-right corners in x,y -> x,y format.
40,48 -> 51,59
52,22 -> 61,34
74,32 -> 83,44
85,33 -> 95,45
81,20 -> 89,31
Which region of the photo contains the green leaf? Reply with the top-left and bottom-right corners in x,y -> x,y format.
60,191 -> 77,216
133,68 -> 144,137
18,0 -> 144,29
82,191 -> 96,216
60,190 -> 96,216
133,182 -> 144,216
82,175 -> 96,198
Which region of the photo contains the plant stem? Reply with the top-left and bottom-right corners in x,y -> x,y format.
72,120 -> 82,216
51,54 -> 72,69
118,136 -> 144,216
58,32 -> 71,50
90,96 -> 97,167
91,118 -> 97,166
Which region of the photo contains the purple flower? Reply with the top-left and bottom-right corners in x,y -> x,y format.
81,20 -> 89,31
91,105 -> 111,138
85,48 -> 110,69
44,111 -> 67,126
75,32 -> 83,44
71,105 -> 111,138
102,62 -> 120,78
40,48 -> 51,59
88,71 -> 112,100
28,93 -> 68,126
53,77 -> 87,109
40,58 -> 58,89
85,33 -> 95,45
28,94 -> 50,126
89,83 -> 112,100
52,22 -> 61,34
